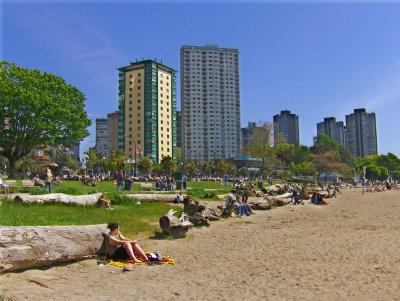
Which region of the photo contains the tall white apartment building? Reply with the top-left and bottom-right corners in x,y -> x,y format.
180,44 -> 241,162
345,108 -> 378,157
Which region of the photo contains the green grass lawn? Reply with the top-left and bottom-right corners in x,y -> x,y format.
0,199 -> 177,237
0,180 -> 231,236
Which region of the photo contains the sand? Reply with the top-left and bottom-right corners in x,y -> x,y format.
1,189 -> 400,301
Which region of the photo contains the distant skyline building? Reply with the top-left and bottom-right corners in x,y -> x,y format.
107,111 -> 119,153
345,108 -> 378,157
176,111 -> 182,148
273,110 -> 300,145
94,118 -> 111,157
180,44 -> 241,162
118,59 -> 176,163
241,121 -> 259,153
317,117 -> 345,147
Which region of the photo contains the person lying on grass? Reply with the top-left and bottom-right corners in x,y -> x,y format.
106,223 -> 148,263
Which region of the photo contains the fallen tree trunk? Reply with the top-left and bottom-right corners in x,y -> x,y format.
159,209 -> 193,238
14,193 -> 103,206
0,224 -> 108,273
126,194 -> 177,202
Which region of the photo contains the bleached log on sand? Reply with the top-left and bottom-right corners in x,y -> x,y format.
159,209 -> 193,238
14,193 -> 103,206
0,224 -> 107,273
126,194 -> 177,202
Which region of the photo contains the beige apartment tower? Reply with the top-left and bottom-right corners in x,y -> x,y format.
118,60 -> 177,163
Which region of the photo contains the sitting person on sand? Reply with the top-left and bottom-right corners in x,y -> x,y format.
223,189 -> 256,217
105,223 -> 148,263
96,194 -> 113,209
311,192 -> 329,206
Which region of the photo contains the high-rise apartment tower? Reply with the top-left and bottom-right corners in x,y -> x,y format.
345,108 -> 377,157
118,60 -> 177,163
95,118 -> 111,157
273,110 -> 300,145
180,44 -> 241,162
316,117 -> 345,147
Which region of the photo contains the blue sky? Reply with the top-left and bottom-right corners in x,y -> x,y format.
3,1 -> 400,157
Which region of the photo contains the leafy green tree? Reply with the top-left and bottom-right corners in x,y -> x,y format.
160,155 -> 174,175
184,159 -> 197,177
392,171 -> 400,181
246,121 -> 275,172
215,160 -> 229,177
201,161 -> 214,177
0,61 -> 91,177
366,165 -> 381,181
137,156 -> 152,176
378,166 -> 389,181
105,151 -> 127,172
152,163 -> 162,176
289,162 -> 317,176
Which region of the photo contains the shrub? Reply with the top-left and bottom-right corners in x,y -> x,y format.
30,187 -> 48,195
110,193 -> 135,205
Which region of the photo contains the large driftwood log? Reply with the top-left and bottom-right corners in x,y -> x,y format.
159,209 -> 193,238
183,197 -> 220,226
126,194 -> 177,202
14,193 -> 103,206
0,224 -> 108,273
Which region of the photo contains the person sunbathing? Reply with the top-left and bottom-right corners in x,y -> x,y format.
105,223 -> 148,263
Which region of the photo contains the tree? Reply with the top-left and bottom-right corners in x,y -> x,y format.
160,155 -> 174,175
246,121 -> 275,172
312,150 -> 346,183
105,151 -> 127,172
137,156 -> 152,176
184,159 -> 197,177
366,165 -> 381,181
378,166 -> 389,182
0,61 -> 91,177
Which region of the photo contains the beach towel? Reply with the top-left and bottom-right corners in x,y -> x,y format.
106,251 -> 175,267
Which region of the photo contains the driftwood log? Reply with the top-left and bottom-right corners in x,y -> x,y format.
159,209 -> 193,238
126,194 -> 177,202
0,224 -> 108,273
183,197 -> 220,226
249,193 -> 291,210
14,193 -> 103,206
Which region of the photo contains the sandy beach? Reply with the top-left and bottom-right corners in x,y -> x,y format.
1,189 -> 400,301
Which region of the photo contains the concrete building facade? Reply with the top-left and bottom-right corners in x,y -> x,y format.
317,117 -> 345,147
180,44 -> 241,162
345,108 -> 377,157
107,111 -> 119,153
118,60 -> 176,163
241,122 -> 258,153
95,118 -> 111,157
273,110 -> 300,145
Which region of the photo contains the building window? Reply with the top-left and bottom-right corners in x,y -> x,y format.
138,86 -> 141,90
138,120 -> 141,124
130,75 -> 133,78
138,80 -> 141,83
138,73 -> 141,77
